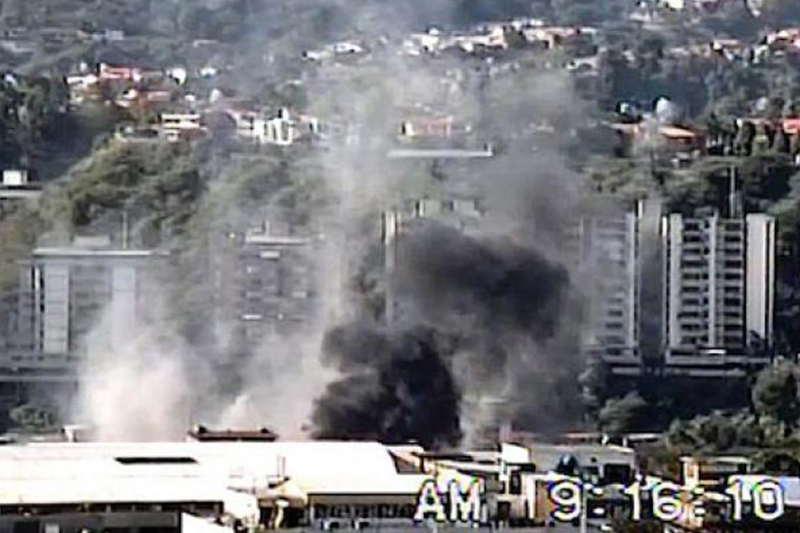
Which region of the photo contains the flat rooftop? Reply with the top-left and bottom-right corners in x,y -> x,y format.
387,148 -> 494,159
32,248 -> 170,258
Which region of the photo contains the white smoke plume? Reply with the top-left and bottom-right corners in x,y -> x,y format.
65,0 -> 609,444
73,298 -> 194,441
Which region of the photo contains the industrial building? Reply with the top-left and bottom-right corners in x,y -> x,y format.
0,438 -> 640,532
0,441 -> 426,532
0,440 -> 531,532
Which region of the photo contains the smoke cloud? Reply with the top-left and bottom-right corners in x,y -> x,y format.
396,224 -> 568,338
59,0 -> 604,445
313,324 -> 462,449
73,294 -> 194,441
312,224 -> 572,447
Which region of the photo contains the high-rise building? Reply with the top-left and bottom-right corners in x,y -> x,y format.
383,196 -> 776,373
662,213 -> 775,360
574,212 -> 640,360
382,197 -> 483,324
573,199 -> 664,366
578,206 -> 775,369
211,224 -> 318,349
12,241 -> 168,357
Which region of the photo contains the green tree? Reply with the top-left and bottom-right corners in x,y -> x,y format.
579,354 -> 609,422
752,361 -> 800,428
791,133 -> 800,159
598,392 -> 646,434
9,403 -> 57,432
772,128 -> 791,154
665,411 -> 766,452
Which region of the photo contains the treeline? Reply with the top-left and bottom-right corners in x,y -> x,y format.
661,360 -> 800,456
0,73 -> 67,170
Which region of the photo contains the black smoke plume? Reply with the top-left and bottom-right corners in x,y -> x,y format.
312,222 -> 571,447
396,223 -> 568,339
312,325 -> 462,448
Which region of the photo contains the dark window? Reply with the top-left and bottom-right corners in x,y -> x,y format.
603,464 -> 632,485
115,457 -> 197,465
388,452 -> 424,474
13,522 -> 39,533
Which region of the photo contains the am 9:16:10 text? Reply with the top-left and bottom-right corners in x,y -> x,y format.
547,477 -> 785,523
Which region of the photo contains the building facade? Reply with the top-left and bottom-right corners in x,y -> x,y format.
663,213 -> 775,359
211,224 -> 318,349
579,206 -> 775,368
382,197 -> 483,324
573,212 -> 640,361
12,243 -> 168,357
573,199 -> 666,366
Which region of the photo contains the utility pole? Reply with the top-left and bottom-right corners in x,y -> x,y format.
580,483 -> 588,533
121,209 -> 130,250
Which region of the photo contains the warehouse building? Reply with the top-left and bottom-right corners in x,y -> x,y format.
0,441 -> 447,532
0,438 -> 647,531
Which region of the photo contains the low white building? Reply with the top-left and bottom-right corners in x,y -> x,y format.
0,169 -> 41,202
229,108 -> 320,147
0,441 -> 435,531
159,113 -> 206,142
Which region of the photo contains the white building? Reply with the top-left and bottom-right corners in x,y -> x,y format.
0,440 -> 483,532
574,212 -> 640,360
261,109 -> 319,146
229,109 -> 320,147
661,0 -> 686,10
573,199 -> 665,365
578,204 -> 775,367
14,244 -> 168,357
663,213 -> 775,359
0,170 -> 41,202
159,113 -> 205,143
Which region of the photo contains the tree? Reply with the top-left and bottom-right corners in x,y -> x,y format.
598,392 -> 647,434
579,354 -> 609,422
665,411 -> 766,452
736,120 -> 757,156
9,403 -> 57,432
772,128 -> 791,154
752,361 -> 800,428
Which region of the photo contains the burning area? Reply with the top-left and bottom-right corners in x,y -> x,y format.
312,223 -> 572,448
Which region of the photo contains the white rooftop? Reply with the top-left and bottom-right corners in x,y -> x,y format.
0,441 -> 429,506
